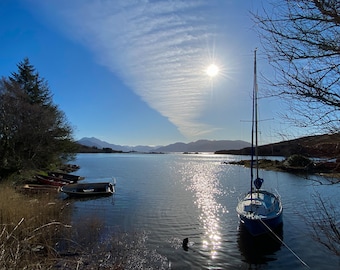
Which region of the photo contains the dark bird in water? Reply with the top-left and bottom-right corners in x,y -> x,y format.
182,238 -> 189,251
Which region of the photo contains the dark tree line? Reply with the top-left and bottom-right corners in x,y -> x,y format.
0,58 -> 77,177
253,0 -> 340,257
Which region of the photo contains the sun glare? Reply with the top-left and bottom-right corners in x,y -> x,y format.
206,64 -> 219,77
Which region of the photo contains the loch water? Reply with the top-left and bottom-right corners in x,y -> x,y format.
66,153 -> 339,269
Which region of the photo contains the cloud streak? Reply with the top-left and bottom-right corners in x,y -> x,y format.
39,0 -> 223,138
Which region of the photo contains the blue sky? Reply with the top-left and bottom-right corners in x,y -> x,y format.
0,0 -> 295,146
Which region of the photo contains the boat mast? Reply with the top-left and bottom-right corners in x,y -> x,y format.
250,49 -> 257,196
250,49 -> 260,198
254,49 -> 259,181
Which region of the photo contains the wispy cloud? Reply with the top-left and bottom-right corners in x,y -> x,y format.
38,0 -> 223,138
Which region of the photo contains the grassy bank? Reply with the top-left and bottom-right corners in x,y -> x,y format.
0,166 -> 170,269
0,182 -> 156,269
0,182 -> 71,269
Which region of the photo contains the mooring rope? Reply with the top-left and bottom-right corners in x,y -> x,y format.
259,220 -> 310,269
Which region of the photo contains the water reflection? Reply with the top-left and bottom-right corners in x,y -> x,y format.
182,161 -> 226,260
238,223 -> 283,267
70,153 -> 340,269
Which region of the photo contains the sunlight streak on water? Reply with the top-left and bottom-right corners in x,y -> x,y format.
71,153 -> 340,269
180,161 -> 226,260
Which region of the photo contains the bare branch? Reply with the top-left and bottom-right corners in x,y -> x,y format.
252,0 -> 340,134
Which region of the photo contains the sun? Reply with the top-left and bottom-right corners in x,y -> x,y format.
206,64 -> 219,77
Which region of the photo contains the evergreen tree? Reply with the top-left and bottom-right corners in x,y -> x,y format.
10,58 -> 52,106
0,59 -> 76,176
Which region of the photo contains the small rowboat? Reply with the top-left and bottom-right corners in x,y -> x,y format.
60,182 -> 115,197
36,175 -> 69,186
37,174 -> 76,184
48,172 -> 85,182
17,184 -> 60,194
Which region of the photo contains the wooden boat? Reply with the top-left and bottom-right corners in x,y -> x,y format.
36,175 -> 69,186
37,174 -> 75,184
236,50 -> 283,236
60,182 -> 115,197
48,172 -> 85,181
17,184 -> 60,194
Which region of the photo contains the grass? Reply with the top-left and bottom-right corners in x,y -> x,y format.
0,182 -> 71,269
0,179 -> 167,269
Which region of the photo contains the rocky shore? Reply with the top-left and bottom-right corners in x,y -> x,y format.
224,155 -> 340,182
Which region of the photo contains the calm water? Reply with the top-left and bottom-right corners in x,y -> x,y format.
65,153 -> 339,269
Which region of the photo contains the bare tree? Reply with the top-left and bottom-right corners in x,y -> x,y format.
253,0 -> 340,133
253,0 -> 340,257
307,192 -> 340,256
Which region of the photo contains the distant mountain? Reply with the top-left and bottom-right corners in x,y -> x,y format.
155,140 -> 251,152
77,137 -> 251,153
77,137 -> 158,152
77,137 -> 123,151
77,137 -> 120,149
78,133 -> 340,157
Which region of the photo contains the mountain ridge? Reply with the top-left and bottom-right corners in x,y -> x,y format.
78,133 -> 340,157
77,137 -> 251,153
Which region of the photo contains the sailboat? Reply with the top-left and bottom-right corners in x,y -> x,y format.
236,49 -> 283,236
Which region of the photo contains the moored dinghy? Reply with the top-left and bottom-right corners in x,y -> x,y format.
36,175 -> 69,186
17,184 -> 60,194
236,49 -> 283,236
48,171 -> 84,182
60,179 -> 116,197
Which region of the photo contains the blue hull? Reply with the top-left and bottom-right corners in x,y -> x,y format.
239,212 -> 283,236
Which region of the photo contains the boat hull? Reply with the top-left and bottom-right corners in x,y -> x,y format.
36,175 -> 68,186
60,182 -> 115,197
17,184 -> 60,194
238,211 -> 283,236
48,172 -> 84,181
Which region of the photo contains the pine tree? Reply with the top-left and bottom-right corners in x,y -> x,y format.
0,59 -> 76,176
10,58 -> 52,106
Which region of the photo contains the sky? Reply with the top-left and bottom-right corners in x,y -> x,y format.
0,0 -> 296,146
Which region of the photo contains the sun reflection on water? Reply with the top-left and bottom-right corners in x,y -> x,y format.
183,161 -> 227,260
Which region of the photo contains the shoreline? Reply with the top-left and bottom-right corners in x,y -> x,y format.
224,158 -> 340,182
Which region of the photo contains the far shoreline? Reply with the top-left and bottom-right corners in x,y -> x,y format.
223,157 -> 340,182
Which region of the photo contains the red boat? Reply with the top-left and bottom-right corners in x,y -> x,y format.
48,172 -> 84,182
36,175 -> 69,186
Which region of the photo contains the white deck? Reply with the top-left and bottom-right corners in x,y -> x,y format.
236,190 -> 282,220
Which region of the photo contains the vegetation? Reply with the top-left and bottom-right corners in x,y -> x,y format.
0,183 -> 71,268
0,58 -> 77,178
76,144 -> 124,153
0,59 -> 153,268
253,1 -> 340,256
285,154 -> 313,168
307,192 -> 340,257
253,0 -> 340,135
0,182 -> 151,269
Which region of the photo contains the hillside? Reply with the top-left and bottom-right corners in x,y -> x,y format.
77,137 -> 251,153
77,134 -> 340,157
77,137 -> 158,152
215,133 -> 340,158
155,140 -> 250,152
